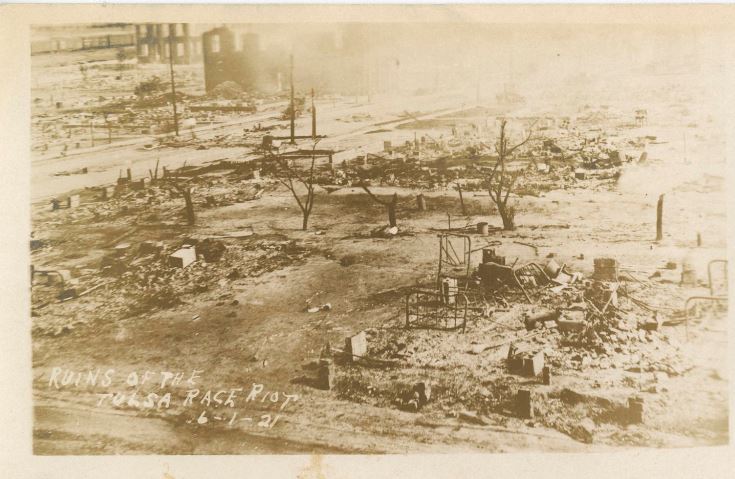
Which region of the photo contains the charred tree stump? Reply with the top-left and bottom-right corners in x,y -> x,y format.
656,194 -> 664,241
457,183 -> 467,216
416,194 -> 426,211
182,187 -> 195,226
387,194 -> 398,227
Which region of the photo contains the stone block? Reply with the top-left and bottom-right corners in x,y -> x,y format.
169,245 -> 196,268
344,331 -> 367,361
508,356 -> 524,373
523,351 -> 545,377
317,359 -> 334,390
517,389 -> 534,419
593,257 -> 619,281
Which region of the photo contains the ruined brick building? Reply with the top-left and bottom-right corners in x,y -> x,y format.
135,23 -> 210,64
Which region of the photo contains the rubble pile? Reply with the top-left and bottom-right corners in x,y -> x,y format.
31,59 -> 287,156
501,266 -> 690,376
327,248 -> 700,446
239,240 -> 317,278
31,231 -> 322,336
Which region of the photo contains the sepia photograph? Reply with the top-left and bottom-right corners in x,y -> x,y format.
10,3 -> 733,463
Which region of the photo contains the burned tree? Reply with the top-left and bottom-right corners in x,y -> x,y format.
482,119 -> 537,230
358,179 -> 398,228
179,186 -> 195,226
454,181 -> 468,216
271,141 -> 320,230
163,163 -> 196,226
168,180 -> 196,226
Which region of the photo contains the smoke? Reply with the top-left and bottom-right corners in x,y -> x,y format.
206,22 -> 722,100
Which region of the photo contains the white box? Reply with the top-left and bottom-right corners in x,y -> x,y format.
169,245 -> 196,268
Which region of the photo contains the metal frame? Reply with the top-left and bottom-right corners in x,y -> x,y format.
437,233 -> 471,289
682,259 -> 728,340
405,289 -> 468,332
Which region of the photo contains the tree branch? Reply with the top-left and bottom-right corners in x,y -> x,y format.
358,180 -> 389,206
505,119 -> 539,156
503,171 -> 520,205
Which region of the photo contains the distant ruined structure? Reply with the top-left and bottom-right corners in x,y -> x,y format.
202,26 -> 261,92
135,23 -> 208,65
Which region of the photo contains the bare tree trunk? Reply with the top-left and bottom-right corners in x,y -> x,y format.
272,143 -> 320,231
656,194 -> 664,241
482,118 -> 534,232
387,193 -> 398,227
416,194 -> 426,211
457,183 -> 467,215
498,203 -> 515,231
182,188 -> 195,226
302,190 -> 313,231
359,182 -> 399,228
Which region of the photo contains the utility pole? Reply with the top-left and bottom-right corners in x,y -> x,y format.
289,53 -> 295,144
168,29 -> 179,136
656,194 -> 664,241
311,88 -> 316,140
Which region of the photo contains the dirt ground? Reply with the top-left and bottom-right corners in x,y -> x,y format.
31,152 -> 728,453
29,44 -> 729,455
